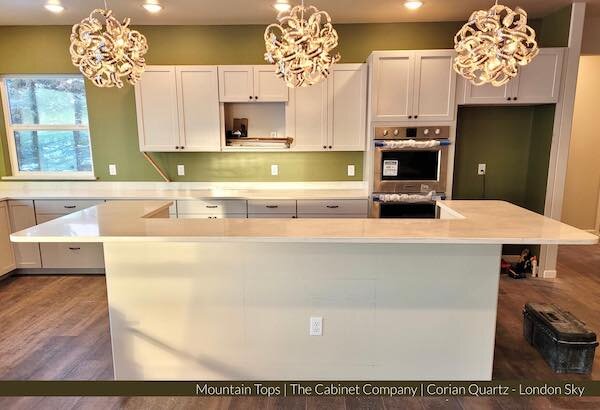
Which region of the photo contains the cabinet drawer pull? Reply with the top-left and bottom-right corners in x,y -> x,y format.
64,205 -> 77,209
68,247 -> 81,251
205,205 -> 219,209
266,205 -> 279,209
326,205 -> 340,209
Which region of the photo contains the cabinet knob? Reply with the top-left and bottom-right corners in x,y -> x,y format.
507,97 -> 512,101
328,145 -> 332,149
323,145 -> 327,149
175,146 -> 180,150
255,96 -> 258,100
414,115 -> 418,119
181,146 -> 185,150
513,97 -> 518,101
249,96 -> 253,100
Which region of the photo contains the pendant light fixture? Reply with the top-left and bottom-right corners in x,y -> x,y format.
69,0 -> 148,88
453,1 -> 539,87
264,0 -> 340,88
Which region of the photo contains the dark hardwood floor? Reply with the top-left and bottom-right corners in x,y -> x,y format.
0,245 -> 599,409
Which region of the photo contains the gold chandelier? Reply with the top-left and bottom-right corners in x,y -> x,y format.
453,1 -> 539,87
70,2 -> 148,88
264,1 -> 340,88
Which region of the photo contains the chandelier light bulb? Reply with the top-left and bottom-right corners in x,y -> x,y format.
273,1 -> 291,13
404,1 -> 423,10
264,2 -> 341,88
453,1 -> 539,87
69,7 -> 148,88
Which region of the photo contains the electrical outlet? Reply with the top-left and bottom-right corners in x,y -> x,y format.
271,164 -> 279,176
109,164 -> 117,176
310,316 -> 323,336
347,164 -> 356,177
270,131 -> 278,138
177,164 -> 185,176
478,163 -> 486,176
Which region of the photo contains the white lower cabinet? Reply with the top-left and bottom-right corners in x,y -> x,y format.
0,201 -> 16,276
8,200 -> 41,269
297,199 -> 369,216
176,199 -> 247,216
180,214 -> 247,219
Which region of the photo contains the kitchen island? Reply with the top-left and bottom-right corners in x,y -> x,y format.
10,200 -> 597,380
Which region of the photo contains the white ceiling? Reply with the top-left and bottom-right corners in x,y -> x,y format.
0,0 -> 598,25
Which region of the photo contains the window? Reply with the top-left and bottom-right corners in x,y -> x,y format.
0,76 -> 94,179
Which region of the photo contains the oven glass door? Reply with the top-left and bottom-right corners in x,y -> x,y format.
381,150 -> 440,181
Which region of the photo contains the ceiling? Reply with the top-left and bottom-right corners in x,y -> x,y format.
0,0 -> 598,25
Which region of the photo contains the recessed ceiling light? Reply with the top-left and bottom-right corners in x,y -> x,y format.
44,2 -> 64,13
274,1 -> 291,13
142,2 -> 163,13
404,1 -> 424,10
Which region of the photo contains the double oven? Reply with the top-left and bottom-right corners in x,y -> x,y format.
371,125 -> 450,219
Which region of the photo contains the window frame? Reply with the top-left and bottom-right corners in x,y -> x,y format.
0,74 -> 95,180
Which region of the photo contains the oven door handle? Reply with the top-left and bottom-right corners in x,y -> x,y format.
374,139 -> 451,148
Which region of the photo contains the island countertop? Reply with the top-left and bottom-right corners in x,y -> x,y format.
9,200 -> 598,245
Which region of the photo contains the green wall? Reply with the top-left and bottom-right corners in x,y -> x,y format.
0,6 -> 570,181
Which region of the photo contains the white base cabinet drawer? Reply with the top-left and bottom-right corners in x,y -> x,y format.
35,200 -> 105,215
176,200 -> 247,215
248,213 -> 297,218
297,214 -> 367,219
247,200 -> 296,214
177,213 -> 247,219
39,243 -> 105,269
297,199 -> 368,215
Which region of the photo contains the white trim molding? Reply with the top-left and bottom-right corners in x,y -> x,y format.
540,2 -> 587,279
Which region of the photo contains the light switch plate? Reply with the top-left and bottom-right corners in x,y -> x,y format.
271,164 -> 279,176
347,165 -> 356,177
177,164 -> 185,176
310,316 -> 323,336
270,131 -> 278,138
109,164 -> 117,176
478,163 -> 487,176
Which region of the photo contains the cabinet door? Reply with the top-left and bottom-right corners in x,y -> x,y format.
8,200 -> 41,269
253,66 -> 288,102
287,80 -> 329,151
218,66 -> 254,102
328,64 -> 367,151
176,66 -> 221,151
370,52 -> 415,121
135,66 -> 180,152
513,48 -> 564,104
0,202 -> 16,276
413,51 -> 456,121
462,79 -> 514,105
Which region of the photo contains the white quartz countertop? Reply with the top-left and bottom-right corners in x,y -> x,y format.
10,200 -> 599,245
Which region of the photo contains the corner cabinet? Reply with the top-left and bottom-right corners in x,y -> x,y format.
369,50 -> 457,122
287,64 -> 367,151
135,65 -> 221,152
459,48 -> 565,105
218,65 -> 288,102
0,201 -> 16,277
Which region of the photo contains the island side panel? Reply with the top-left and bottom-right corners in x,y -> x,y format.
103,241 -> 501,380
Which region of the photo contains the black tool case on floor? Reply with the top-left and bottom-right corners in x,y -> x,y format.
523,303 -> 598,374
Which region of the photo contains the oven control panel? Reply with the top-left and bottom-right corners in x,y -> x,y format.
375,126 -> 450,140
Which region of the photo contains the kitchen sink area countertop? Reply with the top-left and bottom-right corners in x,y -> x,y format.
10,199 -> 598,245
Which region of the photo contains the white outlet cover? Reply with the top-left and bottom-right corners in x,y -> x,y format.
270,131 -> 278,138
478,163 -> 487,176
347,164 -> 356,177
310,316 -> 323,336
109,164 -> 117,176
177,164 -> 185,176
271,164 -> 279,176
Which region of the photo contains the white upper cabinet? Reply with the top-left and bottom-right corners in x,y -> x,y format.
135,66 -> 180,152
370,52 -> 414,121
413,51 -> 457,121
512,48 -> 564,104
218,66 -> 254,102
287,63 -> 367,151
370,50 -> 456,122
253,65 -> 289,102
136,65 -> 221,152
176,66 -> 221,151
218,65 -> 288,102
287,80 -> 329,151
460,48 -> 565,105
328,64 -> 368,151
